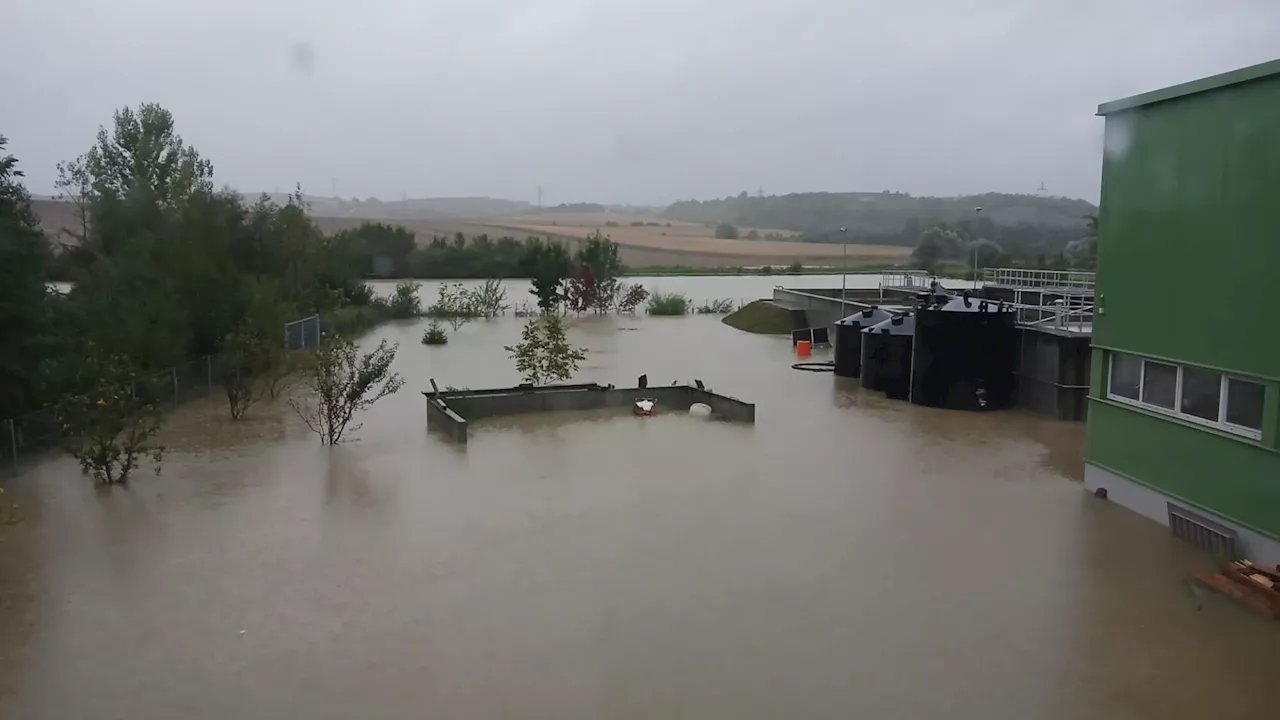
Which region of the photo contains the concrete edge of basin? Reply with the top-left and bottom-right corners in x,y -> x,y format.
422,382 -> 755,443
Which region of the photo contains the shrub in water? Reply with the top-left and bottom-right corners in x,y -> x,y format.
646,292 -> 689,316
421,321 -> 448,345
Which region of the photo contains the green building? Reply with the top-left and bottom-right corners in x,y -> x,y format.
1086,59 -> 1280,564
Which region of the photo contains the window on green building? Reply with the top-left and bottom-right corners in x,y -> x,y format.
1107,352 -> 1265,440
1108,353 -> 1141,400
1226,377 -> 1264,432
1180,367 -> 1222,421
1141,361 -> 1177,409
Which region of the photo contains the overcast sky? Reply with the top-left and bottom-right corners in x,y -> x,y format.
5,0 -> 1279,206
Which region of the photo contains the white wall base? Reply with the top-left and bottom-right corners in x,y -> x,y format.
1084,463 -> 1280,567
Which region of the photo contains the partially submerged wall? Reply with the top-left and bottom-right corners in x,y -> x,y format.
424,383 -> 755,442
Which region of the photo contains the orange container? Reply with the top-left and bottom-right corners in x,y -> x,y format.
796,339 -> 812,357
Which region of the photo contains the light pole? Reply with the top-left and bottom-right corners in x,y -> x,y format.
839,227 -> 848,316
972,207 -> 983,289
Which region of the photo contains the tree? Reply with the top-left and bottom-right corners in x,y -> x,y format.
289,334 -> 404,444
80,103 -> 213,206
505,316 -> 586,386
389,281 -> 422,318
56,349 -> 164,485
970,238 -> 1003,270
0,134 -> 57,419
912,232 -> 943,268
616,283 -> 649,313
566,264 -> 599,314
714,222 -> 739,239
520,238 -> 571,313
575,232 -> 621,313
334,222 -> 416,277
218,281 -> 287,419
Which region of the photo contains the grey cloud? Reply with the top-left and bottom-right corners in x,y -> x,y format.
5,0 -> 1279,205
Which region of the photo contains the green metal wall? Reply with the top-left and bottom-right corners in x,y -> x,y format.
1088,70 -> 1280,539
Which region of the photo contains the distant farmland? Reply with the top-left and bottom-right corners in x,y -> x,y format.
32,200 -> 911,269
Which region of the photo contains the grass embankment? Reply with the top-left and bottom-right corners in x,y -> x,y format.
721,300 -> 793,335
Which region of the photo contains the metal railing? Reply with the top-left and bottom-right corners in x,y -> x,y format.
1010,296 -> 1094,334
982,267 -> 1095,292
879,271 -> 932,291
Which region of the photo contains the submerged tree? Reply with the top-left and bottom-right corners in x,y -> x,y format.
57,350 -> 164,485
519,238 -> 571,313
505,315 -> 586,386
289,334 -> 404,444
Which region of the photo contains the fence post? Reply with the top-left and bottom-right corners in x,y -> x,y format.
6,419 -> 16,470
173,367 -> 179,405
207,355 -> 213,394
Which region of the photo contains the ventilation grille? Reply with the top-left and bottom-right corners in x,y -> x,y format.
1168,504 -> 1237,558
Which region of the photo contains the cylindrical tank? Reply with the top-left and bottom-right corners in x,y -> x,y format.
860,313 -> 915,400
909,294 -> 1017,411
833,307 -> 893,377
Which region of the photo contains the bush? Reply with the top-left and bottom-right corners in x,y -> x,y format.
604,221 -> 619,227
746,230 -> 759,240
421,321 -> 448,345
787,261 -> 803,274
647,292 -> 689,316
389,281 -> 422,318
695,298 -> 735,314
759,265 -> 774,275
714,222 -> 739,239
617,283 -> 649,313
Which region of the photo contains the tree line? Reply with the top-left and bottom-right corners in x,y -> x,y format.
666,190 -> 1097,262
1,102 -> 631,478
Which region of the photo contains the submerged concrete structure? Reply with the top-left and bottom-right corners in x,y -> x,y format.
424,382 -> 756,444
775,268 -> 1094,421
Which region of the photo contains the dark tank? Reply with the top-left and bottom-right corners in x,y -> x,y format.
860,313 -> 915,400
833,307 -> 893,377
909,293 -> 1017,411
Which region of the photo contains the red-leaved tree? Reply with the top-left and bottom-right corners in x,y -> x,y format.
566,264 -> 599,314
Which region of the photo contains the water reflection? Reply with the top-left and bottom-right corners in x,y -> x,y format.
0,293 -> 1274,719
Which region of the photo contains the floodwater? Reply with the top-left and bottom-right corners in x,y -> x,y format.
2,286 -> 1277,719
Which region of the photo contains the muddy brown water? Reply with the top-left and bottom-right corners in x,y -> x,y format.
2,300 -> 1277,718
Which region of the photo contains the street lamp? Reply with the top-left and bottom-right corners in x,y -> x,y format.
972,207 -> 983,288
839,227 -> 848,316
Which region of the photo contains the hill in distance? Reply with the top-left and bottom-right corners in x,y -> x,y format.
666,191 -> 1098,245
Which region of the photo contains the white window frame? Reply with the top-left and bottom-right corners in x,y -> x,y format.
1106,352 -> 1264,441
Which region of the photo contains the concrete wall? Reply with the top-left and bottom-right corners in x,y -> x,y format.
1013,329 -> 1091,421
424,383 -> 755,442
1085,463 -> 1280,566
772,288 -> 887,335
425,396 -> 468,443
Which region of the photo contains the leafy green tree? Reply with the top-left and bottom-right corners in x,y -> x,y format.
970,238 -> 1003,270
714,222 -> 739,239
519,238 -> 571,313
912,234 -> 942,268
56,349 -> 164,485
505,316 -> 586,385
289,334 -> 404,444
389,281 -> 422,318
575,231 -> 621,313
335,222 -> 416,277
0,134 -> 58,419
80,103 -> 213,206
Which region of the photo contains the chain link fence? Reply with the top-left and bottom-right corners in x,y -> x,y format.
2,315 -> 317,473
284,314 -> 321,351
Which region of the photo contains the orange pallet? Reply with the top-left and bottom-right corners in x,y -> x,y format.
1194,570 -> 1280,621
